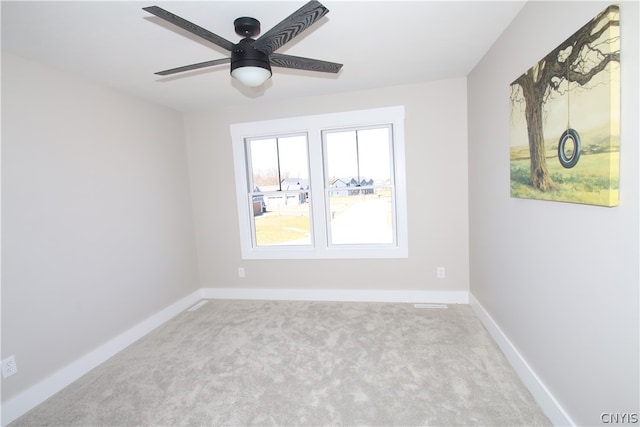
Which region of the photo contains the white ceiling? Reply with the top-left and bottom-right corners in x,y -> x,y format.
1,1 -> 525,112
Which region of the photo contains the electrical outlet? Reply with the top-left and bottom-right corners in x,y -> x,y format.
2,355 -> 17,379
238,267 -> 245,278
437,267 -> 446,279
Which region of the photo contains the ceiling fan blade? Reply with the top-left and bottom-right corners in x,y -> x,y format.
154,58 -> 231,76
143,6 -> 236,52
269,53 -> 342,74
252,0 -> 329,56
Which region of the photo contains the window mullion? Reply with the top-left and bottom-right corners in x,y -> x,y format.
307,128 -> 328,250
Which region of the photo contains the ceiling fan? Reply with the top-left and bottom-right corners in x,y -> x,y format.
143,0 -> 343,87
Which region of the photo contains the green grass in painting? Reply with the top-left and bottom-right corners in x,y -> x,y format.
510,152 -> 619,205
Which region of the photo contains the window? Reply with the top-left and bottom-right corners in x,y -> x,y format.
247,133 -> 311,247
231,106 -> 407,259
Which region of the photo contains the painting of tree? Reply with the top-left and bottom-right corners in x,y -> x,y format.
510,4 -> 620,206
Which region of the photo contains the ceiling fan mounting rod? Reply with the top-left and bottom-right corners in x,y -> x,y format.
234,17 -> 261,38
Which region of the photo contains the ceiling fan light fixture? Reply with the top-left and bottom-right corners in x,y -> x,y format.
230,39 -> 273,87
231,64 -> 272,87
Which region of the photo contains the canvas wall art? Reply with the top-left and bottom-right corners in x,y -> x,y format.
510,4 -> 620,207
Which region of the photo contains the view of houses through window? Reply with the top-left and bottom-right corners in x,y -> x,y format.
248,134 -> 311,246
247,125 -> 395,247
324,126 -> 394,245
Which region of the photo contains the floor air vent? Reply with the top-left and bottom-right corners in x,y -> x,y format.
414,303 -> 448,309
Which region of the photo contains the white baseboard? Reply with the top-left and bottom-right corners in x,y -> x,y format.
1,290 -> 203,426
469,293 -> 574,427
201,287 -> 469,304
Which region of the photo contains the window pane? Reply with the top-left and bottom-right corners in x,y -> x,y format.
252,193 -> 311,246
325,126 -> 394,245
249,138 -> 279,187
325,131 -> 358,184
249,135 -> 308,191
357,128 -> 391,183
277,135 -> 309,182
325,127 -> 391,186
328,188 -> 393,245
248,134 -> 311,247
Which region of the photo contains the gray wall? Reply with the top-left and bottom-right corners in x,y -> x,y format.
183,78 -> 470,295
1,53 -> 200,401
467,2 -> 639,425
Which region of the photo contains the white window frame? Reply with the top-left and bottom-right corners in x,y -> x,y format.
231,106 -> 408,259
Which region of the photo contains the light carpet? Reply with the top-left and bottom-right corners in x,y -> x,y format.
10,300 -> 551,426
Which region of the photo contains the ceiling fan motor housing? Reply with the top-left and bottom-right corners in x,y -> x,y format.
231,38 -> 272,74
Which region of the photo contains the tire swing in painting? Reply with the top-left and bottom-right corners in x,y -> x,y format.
557,74 -> 582,169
